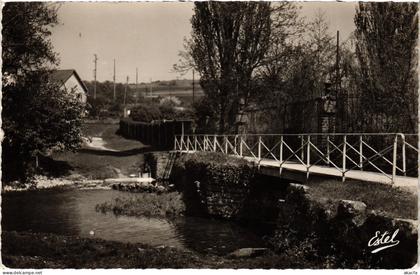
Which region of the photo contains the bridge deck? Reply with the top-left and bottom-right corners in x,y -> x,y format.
178,151 -> 418,192
241,156 -> 417,188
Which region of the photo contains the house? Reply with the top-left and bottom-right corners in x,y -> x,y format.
49,69 -> 88,104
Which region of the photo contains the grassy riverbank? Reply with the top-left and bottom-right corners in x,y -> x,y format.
307,179 -> 417,219
96,192 -> 185,217
48,123 -> 150,180
2,231 -> 340,269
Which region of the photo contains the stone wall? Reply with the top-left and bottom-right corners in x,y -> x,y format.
156,152 -> 417,268
169,152 -> 262,219
272,183 -> 418,268
144,152 -> 172,180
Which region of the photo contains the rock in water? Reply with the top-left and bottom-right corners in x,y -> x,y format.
89,230 -> 95,236
228,248 -> 269,258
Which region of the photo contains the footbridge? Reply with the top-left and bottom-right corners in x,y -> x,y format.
174,133 -> 418,188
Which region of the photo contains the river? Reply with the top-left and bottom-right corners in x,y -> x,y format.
2,188 -> 267,255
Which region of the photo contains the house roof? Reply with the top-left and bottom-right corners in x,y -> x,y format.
49,69 -> 88,93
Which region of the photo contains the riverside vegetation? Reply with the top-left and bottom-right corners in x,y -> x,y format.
3,152 -> 417,268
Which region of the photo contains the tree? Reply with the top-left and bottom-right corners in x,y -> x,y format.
354,2 -> 418,133
255,9 -> 336,133
185,2 -> 272,133
256,2 -> 304,101
2,2 -> 85,181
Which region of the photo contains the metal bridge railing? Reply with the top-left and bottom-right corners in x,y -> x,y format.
174,133 -> 419,184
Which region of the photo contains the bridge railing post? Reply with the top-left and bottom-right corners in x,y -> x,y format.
306,136 -> 311,180
301,136 -> 304,162
185,136 -> 188,152
224,136 -> 228,154
240,136 -> 243,157
258,136 -> 262,161
401,134 -> 406,176
279,136 -> 283,175
174,136 -> 178,151
234,135 -> 238,155
359,136 -> 363,170
213,136 -> 217,152
392,135 -> 398,184
326,135 -> 330,165
342,135 -> 347,182
194,136 -> 197,151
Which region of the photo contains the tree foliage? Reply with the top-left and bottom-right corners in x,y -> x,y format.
255,9 -> 337,133
2,2 -> 85,181
354,2 -> 418,133
187,2 -> 272,133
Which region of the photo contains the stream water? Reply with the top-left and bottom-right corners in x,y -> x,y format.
2,188 -> 266,255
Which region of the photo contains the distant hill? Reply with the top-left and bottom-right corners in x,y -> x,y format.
83,78 -> 205,106
128,79 -> 201,91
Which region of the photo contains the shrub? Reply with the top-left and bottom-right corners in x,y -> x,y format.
130,102 -> 195,122
130,103 -> 162,122
174,152 -> 256,188
159,96 -> 181,107
95,192 -> 185,218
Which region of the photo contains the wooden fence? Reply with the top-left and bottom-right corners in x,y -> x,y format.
119,118 -> 192,149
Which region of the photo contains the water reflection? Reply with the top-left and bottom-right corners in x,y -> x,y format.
2,189 -> 266,255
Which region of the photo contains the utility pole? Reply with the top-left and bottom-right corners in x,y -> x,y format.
93,54 -> 98,99
192,69 -> 195,104
136,68 -> 138,104
150,78 -> 153,97
336,30 -> 343,132
124,76 -> 129,106
336,30 -> 340,94
113,59 -> 116,102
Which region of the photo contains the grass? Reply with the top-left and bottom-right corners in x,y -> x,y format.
2,231 -> 349,269
306,179 -> 417,219
96,192 -> 186,218
50,123 -> 151,179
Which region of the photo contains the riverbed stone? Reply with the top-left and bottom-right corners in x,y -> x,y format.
228,248 -> 269,258
337,199 -> 367,226
288,183 -> 309,194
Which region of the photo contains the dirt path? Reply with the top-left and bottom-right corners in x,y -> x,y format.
52,123 -> 147,180
84,137 -> 117,152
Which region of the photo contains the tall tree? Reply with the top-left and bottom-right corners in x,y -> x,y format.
2,3 -> 85,181
186,2 -> 272,133
354,2 -> 418,133
255,9 -> 336,133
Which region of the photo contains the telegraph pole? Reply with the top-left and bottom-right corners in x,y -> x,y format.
336,30 -> 344,132
150,78 -> 153,97
192,69 -> 195,104
113,59 -> 116,102
336,30 -> 340,94
136,68 -> 138,104
124,76 -> 129,106
93,54 -> 98,99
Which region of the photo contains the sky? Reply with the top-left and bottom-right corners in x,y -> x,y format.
50,2 -> 357,83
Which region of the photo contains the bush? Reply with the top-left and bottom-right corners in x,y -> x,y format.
95,192 -> 185,218
174,152 -> 256,188
130,102 -> 195,122
130,103 -> 162,122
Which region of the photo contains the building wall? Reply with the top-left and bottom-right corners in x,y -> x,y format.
63,74 -> 87,104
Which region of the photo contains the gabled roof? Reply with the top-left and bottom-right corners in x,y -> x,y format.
49,69 -> 88,93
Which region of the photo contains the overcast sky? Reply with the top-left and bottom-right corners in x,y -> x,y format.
50,2 -> 357,83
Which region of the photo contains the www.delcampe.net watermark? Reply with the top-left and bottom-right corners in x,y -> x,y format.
368,229 -> 400,253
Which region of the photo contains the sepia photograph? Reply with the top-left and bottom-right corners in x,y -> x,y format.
1,0 -> 418,271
